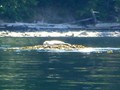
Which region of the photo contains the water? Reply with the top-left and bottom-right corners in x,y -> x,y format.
0,37 -> 120,90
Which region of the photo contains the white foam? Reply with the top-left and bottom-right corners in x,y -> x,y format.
0,30 -> 120,37
35,47 -> 120,53
21,47 -> 120,53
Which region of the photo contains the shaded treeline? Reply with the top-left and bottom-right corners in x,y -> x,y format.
0,0 -> 120,23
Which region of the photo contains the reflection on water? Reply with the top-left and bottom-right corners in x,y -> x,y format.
0,50 -> 120,90
0,37 -> 120,90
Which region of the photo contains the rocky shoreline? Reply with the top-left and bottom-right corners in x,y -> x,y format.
1,22 -> 120,31
0,22 -> 120,37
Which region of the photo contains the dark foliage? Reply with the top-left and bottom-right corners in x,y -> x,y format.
0,0 -> 120,22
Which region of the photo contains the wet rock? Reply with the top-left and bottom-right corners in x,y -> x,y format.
19,44 -> 86,50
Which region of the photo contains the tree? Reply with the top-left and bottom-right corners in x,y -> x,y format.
0,0 -> 37,21
0,0 -> 120,22
114,0 -> 120,22
88,0 -> 117,22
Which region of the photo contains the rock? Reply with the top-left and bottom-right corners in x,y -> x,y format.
7,44 -> 86,51
19,44 -> 86,50
6,40 -> 86,51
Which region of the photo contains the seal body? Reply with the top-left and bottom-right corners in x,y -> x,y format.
43,40 -> 68,45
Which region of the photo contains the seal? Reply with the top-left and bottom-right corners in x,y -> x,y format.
43,40 -> 69,45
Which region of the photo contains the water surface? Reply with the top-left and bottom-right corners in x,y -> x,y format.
0,37 -> 120,90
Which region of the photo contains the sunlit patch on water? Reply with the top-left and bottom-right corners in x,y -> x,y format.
36,47 -> 120,54
1,46 -> 120,54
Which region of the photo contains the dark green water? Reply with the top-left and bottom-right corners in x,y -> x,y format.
0,37 -> 120,90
